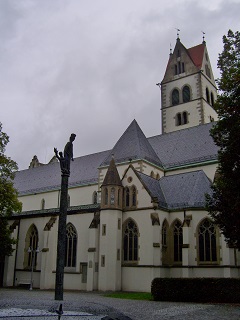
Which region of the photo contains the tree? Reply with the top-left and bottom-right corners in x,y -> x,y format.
0,122 -> 22,262
206,30 -> 240,249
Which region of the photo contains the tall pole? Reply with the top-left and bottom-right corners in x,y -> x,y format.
54,133 -> 76,301
55,173 -> 69,300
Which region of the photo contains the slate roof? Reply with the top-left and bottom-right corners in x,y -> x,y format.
100,119 -> 162,167
138,170 -> 212,210
14,150 -> 109,195
14,122 -> 218,196
102,157 -> 122,186
148,122 -> 218,169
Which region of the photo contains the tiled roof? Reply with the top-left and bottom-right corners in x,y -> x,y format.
14,122 -> 218,196
187,43 -> 205,69
148,122 -> 218,169
14,150 -> 109,195
100,119 -> 162,167
138,170 -> 212,210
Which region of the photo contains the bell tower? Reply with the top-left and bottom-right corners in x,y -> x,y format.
160,35 -> 218,134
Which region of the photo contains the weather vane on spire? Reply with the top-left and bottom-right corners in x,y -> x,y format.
201,31 -> 206,43
175,28 -> 180,39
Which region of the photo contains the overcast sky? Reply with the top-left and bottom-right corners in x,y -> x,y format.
1,0 -> 239,170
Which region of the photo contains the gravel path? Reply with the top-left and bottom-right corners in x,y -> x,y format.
0,288 -> 240,319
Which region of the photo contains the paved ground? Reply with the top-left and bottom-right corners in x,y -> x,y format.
0,288 -> 240,319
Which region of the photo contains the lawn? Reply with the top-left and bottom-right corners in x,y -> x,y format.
104,292 -> 152,300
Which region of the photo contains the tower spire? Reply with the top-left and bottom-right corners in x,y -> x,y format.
175,28 -> 180,41
201,31 -> 206,44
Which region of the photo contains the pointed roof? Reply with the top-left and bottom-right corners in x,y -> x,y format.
188,43 -> 205,69
100,120 -> 162,167
101,157 -> 122,187
162,40 -> 206,83
137,170 -> 212,210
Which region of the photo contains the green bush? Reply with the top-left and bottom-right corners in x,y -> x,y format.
151,278 -> 240,303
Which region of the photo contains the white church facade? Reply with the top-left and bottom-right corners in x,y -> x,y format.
3,37 -> 240,292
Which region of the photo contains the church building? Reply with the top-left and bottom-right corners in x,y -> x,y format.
3,36 -> 240,292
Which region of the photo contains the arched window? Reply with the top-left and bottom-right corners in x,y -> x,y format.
198,219 -> 217,263
26,225 -> 39,268
156,173 -> 160,180
172,89 -> 179,106
162,221 -> 168,246
173,220 -> 183,262
132,186 -> 136,207
150,171 -> 154,178
65,223 -> 77,268
182,111 -> 188,124
110,187 -> 115,205
118,189 -> 121,206
162,220 -> 169,265
182,86 -> 190,103
123,219 -> 138,262
104,188 -> 108,205
67,194 -> 70,207
206,87 -> 210,103
41,199 -> 45,210
210,92 -> 214,106
125,187 -> 130,207
93,191 -> 98,204
176,113 -> 182,126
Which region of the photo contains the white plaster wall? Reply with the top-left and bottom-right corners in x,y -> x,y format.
68,184 -> 98,206
122,267 -> 158,292
20,191 -> 59,211
19,184 -> 99,212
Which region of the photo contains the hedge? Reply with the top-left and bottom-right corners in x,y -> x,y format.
151,278 -> 240,303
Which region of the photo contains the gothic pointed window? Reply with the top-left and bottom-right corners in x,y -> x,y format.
162,220 -> 169,265
178,61 -> 181,74
132,186 -> 136,207
104,188 -> 108,205
182,62 -> 185,73
173,220 -> 183,262
172,89 -> 179,106
125,187 -> 130,207
174,64 -> 178,75
118,188 -> 121,206
67,194 -> 70,207
123,219 -> 138,262
182,85 -> 190,103
65,223 -> 77,268
25,225 -> 39,269
198,219 -> 217,263
110,187 -> 115,205
206,87 -> 210,103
